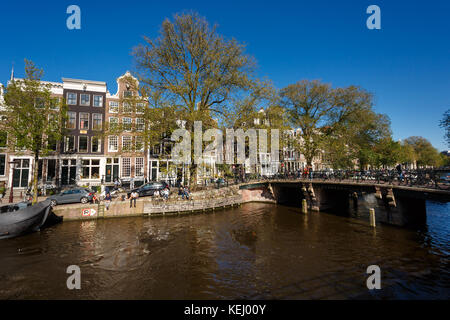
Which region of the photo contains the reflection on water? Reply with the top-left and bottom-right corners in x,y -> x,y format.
0,201 -> 448,299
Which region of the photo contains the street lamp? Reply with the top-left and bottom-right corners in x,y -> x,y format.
9,161 -> 18,203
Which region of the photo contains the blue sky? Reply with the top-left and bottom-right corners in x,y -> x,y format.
1,0 -> 449,150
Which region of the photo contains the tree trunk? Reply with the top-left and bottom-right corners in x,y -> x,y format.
33,152 -> 39,204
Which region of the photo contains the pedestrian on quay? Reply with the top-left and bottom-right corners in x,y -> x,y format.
130,190 -> 139,208
183,186 -> 190,200
104,192 -> 112,210
161,186 -> 170,201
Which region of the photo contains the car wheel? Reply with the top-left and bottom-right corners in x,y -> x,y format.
50,200 -> 57,207
80,197 -> 88,204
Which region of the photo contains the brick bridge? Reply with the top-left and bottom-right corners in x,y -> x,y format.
239,180 -> 450,227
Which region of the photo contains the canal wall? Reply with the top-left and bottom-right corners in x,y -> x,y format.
52,185 -> 244,221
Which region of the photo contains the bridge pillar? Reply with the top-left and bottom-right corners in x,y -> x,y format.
374,186 -> 426,226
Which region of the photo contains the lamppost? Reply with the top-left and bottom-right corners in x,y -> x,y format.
9,161 -> 18,203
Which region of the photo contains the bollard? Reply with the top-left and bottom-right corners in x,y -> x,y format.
369,208 -> 376,227
302,199 -> 308,214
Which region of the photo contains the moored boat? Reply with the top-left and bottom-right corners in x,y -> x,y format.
0,199 -> 59,239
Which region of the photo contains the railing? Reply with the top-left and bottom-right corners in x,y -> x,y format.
226,169 -> 450,191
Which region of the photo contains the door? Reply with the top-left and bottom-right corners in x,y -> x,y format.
150,161 -> 158,181
105,158 -> 120,183
12,159 -> 30,188
61,159 -> 77,186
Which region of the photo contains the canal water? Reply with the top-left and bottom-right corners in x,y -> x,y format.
0,202 -> 448,299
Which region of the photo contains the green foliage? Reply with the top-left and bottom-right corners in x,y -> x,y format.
440,109 -> 450,148
403,136 -> 442,167
133,11 -> 260,184
281,80 -> 375,167
0,60 -> 67,203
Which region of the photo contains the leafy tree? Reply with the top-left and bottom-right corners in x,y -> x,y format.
373,138 -> 403,168
440,109 -> 450,147
403,136 -> 442,167
280,80 -> 373,167
0,60 -> 67,203
323,106 -> 392,169
132,11 -> 260,185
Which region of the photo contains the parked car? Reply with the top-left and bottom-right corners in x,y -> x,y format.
127,181 -> 169,198
47,188 -> 96,206
215,178 -> 227,187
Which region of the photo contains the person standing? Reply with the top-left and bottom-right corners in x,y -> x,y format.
130,190 -> 138,208
104,192 -> 112,211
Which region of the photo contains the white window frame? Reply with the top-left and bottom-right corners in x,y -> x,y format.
80,93 -> 90,106
78,136 -> 89,153
91,136 -> 102,153
108,136 -> 118,152
122,136 -> 132,151
136,118 -> 144,131
64,136 -> 75,152
92,113 -> 103,131
67,111 -> 77,129
122,157 -> 131,177
135,157 -> 144,177
67,92 -> 77,105
123,102 -> 132,113
135,136 -> 144,152
79,112 -> 90,130
109,101 -> 119,113
122,117 -> 132,132
93,95 -> 103,107
80,159 -> 101,180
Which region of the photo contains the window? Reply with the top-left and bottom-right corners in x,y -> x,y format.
0,132 -> 7,148
81,159 -> 100,179
109,117 -> 118,131
79,136 -> 88,152
80,113 -> 89,130
123,91 -> 133,98
123,102 -> 132,113
92,113 -> 102,130
67,92 -> 77,105
108,136 -> 118,152
122,117 -> 132,131
91,136 -> 101,153
35,97 -> 45,108
122,136 -> 132,151
136,103 -> 145,114
50,97 -> 60,110
0,154 -> 5,175
47,137 -> 57,151
67,112 -> 76,129
135,157 -> 144,177
64,136 -> 75,152
135,136 -> 144,152
109,101 -> 119,113
80,94 -> 90,106
93,95 -> 103,107
136,118 -> 145,131
122,158 -> 131,177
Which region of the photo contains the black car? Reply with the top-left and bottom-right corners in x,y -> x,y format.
127,181 -> 169,198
